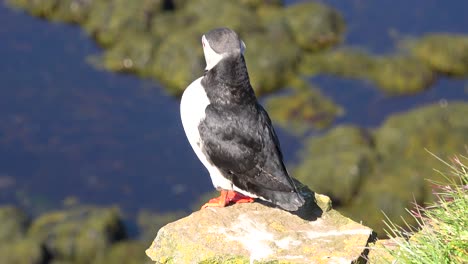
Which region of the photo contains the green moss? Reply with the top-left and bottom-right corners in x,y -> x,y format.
83,0 -> 163,47
94,240 -> 151,264
300,48 -> 435,95
151,29 -> 204,96
0,238 -> 47,264
6,0 -> 58,17
244,33 -> 301,95
300,48 -> 373,78
89,31 -> 159,75
294,125 -> 375,204
284,2 -> 345,51
369,55 -> 435,95
407,33 -> 468,76
294,102 -> 468,237
28,206 -> 126,263
0,206 -> 30,242
49,0 -> 95,23
266,81 -> 343,135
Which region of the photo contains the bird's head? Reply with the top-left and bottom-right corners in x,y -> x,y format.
202,27 -> 246,71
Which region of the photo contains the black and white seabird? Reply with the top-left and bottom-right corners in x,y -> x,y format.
180,27 -> 305,211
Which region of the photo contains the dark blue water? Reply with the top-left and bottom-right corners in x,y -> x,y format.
0,1 -> 467,215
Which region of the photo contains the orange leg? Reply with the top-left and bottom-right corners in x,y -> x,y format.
201,190 -> 254,209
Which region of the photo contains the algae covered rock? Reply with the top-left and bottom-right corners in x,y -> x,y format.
294,126 -> 375,204
284,2 -> 345,51
0,238 -> 47,264
266,83 -> 343,134
146,192 -> 374,263
407,33 -> 468,76
299,48 -> 374,78
244,32 -> 301,95
293,102 -> 468,237
0,206 -> 46,264
94,241 -> 153,264
300,48 -> 435,95
369,55 -> 435,95
0,206 -> 30,242
28,206 -> 126,263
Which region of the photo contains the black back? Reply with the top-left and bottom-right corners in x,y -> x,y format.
198,54 -> 304,210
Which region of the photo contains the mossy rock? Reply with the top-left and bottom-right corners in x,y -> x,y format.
369,55 -> 435,95
90,31 -> 159,75
244,33 -> 301,95
28,206 -> 126,263
294,125 -> 375,204
83,0 -> 164,47
300,48 -> 435,95
0,206 -> 30,242
408,33 -> 468,76
94,241 -> 152,264
0,238 -> 47,264
284,2 -> 345,51
49,0 -> 96,23
6,0 -> 58,17
341,161 -> 427,235
180,0 -> 262,36
237,0 -> 282,9
292,102 -> 468,236
375,102 -> 468,161
266,81 -> 343,135
299,48 -> 374,78
150,30 -> 204,96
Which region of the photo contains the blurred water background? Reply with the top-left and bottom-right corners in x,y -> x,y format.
0,0 -> 467,221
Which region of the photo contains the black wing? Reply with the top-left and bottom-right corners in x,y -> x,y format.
199,103 -> 296,194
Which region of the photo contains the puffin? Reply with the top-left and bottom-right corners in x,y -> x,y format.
180,27 -> 305,211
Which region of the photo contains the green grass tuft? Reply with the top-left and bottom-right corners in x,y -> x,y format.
382,151 -> 468,263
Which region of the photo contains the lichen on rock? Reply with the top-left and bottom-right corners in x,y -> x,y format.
146,190 -> 375,263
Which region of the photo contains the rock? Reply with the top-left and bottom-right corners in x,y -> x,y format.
265,81 -> 343,135
293,126 -> 375,204
300,48 -> 435,95
94,241 -> 153,264
407,33 -> 468,77
28,206 -> 126,263
284,2 -> 345,51
0,238 -> 48,264
0,206 -> 30,242
146,192 -> 375,263
293,102 -> 468,237
368,55 -> 435,95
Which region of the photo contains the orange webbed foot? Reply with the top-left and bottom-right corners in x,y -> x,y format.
201,190 -> 254,209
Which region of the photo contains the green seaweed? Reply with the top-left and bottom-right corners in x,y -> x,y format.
406,33 -> 468,76
28,206 -> 126,263
284,2 -> 345,51
266,81 -> 343,135
0,238 -> 47,264
300,48 -> 435,95
294,126 -> 375,204
0,206 -> 30,242
294,102 -> 468,236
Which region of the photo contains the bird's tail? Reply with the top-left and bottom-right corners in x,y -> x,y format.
271,191 -> 305,211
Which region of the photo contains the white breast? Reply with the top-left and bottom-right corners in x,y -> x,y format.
180,77 -> 233,190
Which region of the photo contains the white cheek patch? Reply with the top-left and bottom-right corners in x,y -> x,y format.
202,35 -> 224,71
240,40 -> 246,54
